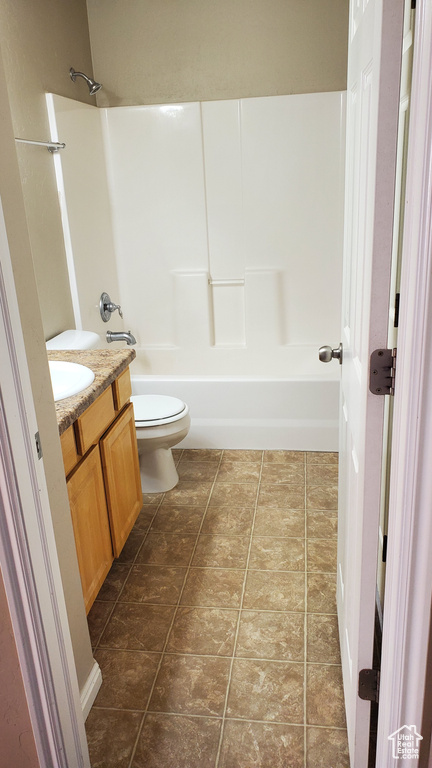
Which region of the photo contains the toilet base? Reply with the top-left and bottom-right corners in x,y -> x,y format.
139,447 -> 179,493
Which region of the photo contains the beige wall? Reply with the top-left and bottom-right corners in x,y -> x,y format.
0,10 -> 95,692
87,0 -> 348,107
0,0 -> 95,339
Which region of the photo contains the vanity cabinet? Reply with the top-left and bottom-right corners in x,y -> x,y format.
61,367 -> 142,613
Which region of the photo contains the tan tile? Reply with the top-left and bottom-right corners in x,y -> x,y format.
181,568 -> 245,608
306,451 -> 338,464
85,709 -> 141,768
133,506 -> 159,532
307,573 -> 337,614
149,654 -> 231,716
137,533 -> 197,566
306,726 -> 350,768
306,464 -> 339,486
202,507 -> 254,535
163,481 -> 213,506
264,450 -> 305,465
307,511 -> 338,539
236,611 -> 305,661
181,449 -> 222,462
166,607 -> 238,656
99,603 -> 175,651
210,483 -> 258,507
307,615 -> 341,664
94,649 -> 160,709
116,529 -> 146,563
150,505 -> 205,533
243,570 -> 305,612
192,535 -> 250,568
219,720 -> 304,768
120,565 -> 186,604
306,484 -> 338,511
249,537 -> 305,572
171,449 -> 183,462
307,539 -> 337,573
226,659 -> 304,723
134,713 -> 222,768
177,460 -> 219,482
223,449 -> 263,462
97,562 -> 130,602
216,460 -> 261,483
142,492 -> 164,504
254,507 -> 305,538
258,485 -> 305,510
307,664 -> 346,727
87,601 -> 114,647
261,463 -> 305,485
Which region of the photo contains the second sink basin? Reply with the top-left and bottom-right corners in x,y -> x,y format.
49,360 -> 95,402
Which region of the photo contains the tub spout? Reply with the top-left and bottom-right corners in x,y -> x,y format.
106,330 -> 137,346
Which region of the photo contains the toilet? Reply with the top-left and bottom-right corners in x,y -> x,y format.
131,394 -> 190,493
46,330 -> 191,493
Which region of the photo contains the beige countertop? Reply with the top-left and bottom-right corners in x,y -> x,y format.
47,349 -> 136,434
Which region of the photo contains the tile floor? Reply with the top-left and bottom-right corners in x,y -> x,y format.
86,449 -> 349,768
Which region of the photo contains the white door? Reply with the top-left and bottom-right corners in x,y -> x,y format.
336,1 -> 404,765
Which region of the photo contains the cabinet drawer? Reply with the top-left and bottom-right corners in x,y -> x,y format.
113,367 -> 132,411
61,424 -> 78,476
74,386 -> 115,455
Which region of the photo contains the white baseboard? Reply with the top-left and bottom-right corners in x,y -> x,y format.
80,660 -> 102,721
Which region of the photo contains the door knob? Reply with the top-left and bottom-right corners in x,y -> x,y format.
319,343 -> 343,364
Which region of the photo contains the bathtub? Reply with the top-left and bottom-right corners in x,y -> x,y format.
131,375 -> 339,451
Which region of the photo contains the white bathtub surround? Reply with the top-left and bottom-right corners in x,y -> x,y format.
131,375 -> 339,451
102,91 -> 346,369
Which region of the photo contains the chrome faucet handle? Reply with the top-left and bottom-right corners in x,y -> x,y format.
100,292 -> 123,322
107,301 -> 123,319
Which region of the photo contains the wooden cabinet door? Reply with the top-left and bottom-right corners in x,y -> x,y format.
100,403 -> 142,557
66,445 -> 113,614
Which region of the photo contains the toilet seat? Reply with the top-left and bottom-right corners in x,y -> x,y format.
131,394 -> 188,426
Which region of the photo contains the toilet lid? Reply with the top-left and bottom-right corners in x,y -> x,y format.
131,394 -> 186,423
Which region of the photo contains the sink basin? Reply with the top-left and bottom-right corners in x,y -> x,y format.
49,360 -> 95,402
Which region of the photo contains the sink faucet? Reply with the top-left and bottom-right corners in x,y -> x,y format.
106,330 -> 137,346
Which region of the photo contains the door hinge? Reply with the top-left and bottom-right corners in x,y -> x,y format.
359,668 -> 380,703
35,431 -> 43,460
369,348 -> 397,396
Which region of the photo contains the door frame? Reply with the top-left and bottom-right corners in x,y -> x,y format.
376,0 -> 432,762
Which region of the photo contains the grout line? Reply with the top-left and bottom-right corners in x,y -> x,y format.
94,647 -> 343,666
89,705 -> 347,731
93,601 -> 337,616
214,451 -> 264,768
93,563 -> 337,574
126,450 -> 225,768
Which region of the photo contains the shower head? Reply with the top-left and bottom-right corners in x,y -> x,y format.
69,67 -> 102,96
